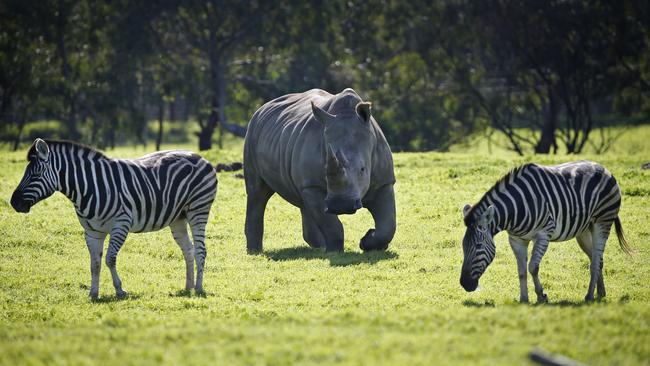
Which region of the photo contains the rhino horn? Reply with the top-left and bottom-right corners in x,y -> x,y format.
335,148 -> 350,167
327,143 -> 340,168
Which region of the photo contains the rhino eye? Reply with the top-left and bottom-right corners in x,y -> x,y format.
360,167 -> 365,173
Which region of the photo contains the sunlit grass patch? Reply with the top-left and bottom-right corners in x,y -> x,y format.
0,126 -> 649,365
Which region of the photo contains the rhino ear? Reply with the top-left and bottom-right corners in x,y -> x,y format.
34,138 -> 50,161
311,101 -> 336,125
356,102 -> 372,123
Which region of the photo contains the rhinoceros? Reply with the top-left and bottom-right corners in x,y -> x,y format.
244,88 -> 396,253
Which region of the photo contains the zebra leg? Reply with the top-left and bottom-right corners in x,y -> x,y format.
586,223 -> 611,302
244,176 -> 274,253
188,213 -> 209,295
85,231 -> 107,300
106,225 -> 130,298
170,218 -> 195,291
529,234 -> 550,303
509,236 -> 530,303
576,230 -> 606,299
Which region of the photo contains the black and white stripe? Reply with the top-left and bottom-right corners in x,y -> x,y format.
11,138 -> 218,299
460,160 -> 631,302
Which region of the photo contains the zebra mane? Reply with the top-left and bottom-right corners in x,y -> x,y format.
27,139 -> 108,161
463,163 -> 536,226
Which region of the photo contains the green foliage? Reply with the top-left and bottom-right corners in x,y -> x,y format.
2,0 -> 647,152
1,126 -> 649,365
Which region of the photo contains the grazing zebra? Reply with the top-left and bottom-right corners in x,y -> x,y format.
459,161 -> 631,303
10,139 -> 217,300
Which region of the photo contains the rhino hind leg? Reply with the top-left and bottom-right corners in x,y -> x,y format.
301,209 -> 326,248
245,175 -> 274,254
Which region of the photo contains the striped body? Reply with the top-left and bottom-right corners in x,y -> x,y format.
460,160 -> 630,302
59,149 -> 216,234
480,161 -> 621,241
11,139 -> 217,299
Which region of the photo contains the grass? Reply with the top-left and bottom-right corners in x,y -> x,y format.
1,126 -> 649,365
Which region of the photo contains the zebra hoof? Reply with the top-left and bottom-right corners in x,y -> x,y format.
247,247 -> 263,255
519,297 -> 529,304
176,289 -> 192,297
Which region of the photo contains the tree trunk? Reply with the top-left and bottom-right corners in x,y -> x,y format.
535,88 -> 558,154
106,116 -> 116,149
216,68 -> 226,149
55,0 -> 79,140
199,27 -> 222,152
169,99 -> 175,122
197,127 -> 214,151
1,88 -> 12,128
217,123 -> 223,149
12,116 -> 25,151
90,112 -> 100,145
156,100 -> 164,150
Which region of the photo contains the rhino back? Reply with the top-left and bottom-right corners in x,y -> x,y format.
369,118 -> 396,190
244,89 -> 332,206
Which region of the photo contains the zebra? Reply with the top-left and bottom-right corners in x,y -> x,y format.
459,160 -> 632,303
10,139 -> 218,300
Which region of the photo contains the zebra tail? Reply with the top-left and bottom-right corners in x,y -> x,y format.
614,217 -> 633,256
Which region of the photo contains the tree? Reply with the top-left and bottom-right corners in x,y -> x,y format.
152,1 -> 274,150
2,0 -> 648,153
465,0 -> 649,154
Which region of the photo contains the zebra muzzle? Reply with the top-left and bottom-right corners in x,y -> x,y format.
10,191 -> 31,213
460,274 -> 479,292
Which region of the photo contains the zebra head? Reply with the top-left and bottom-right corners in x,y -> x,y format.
11,139 -> 58,213
460,204 -> 496,292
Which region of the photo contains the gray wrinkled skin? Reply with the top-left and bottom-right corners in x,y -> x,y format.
244,88 -> 396,253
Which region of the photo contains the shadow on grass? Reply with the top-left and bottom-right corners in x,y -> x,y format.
263,246 -> 398,267
536,298 -> 606,307
168,289 -> 211,298
462,299 -> 496,308
91,292 -> 142,303
463,298 -> 609,308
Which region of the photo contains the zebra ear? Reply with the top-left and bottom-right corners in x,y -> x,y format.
481,205 -> 495,224
34,139 -> 50,161
462,204 -> 472,217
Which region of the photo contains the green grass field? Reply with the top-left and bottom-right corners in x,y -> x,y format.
1,126 -> 649,365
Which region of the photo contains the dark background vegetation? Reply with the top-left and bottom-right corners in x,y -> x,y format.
1,0 -> 648,154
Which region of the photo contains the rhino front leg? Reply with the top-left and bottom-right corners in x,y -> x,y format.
245,175 -> 274,254
301,208 -> 326,248
360,184 -> 396,251
301,188 -> 344,252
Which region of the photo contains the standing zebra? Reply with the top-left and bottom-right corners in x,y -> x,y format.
460,161 -> 631,303
10,139 -> 217,300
